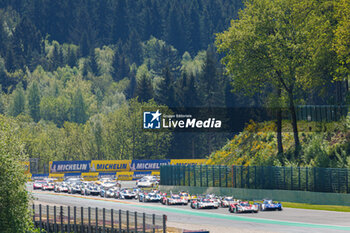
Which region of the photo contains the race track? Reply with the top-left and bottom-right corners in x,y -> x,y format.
28,182 -> 350,233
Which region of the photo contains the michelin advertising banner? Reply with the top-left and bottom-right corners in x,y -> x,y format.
49,159 -> 207,173
50,160 -> 91,173
98,172 -> 116,179
130,160 -> 171,171
90,160 -> 131,172
170,159 -> 207,166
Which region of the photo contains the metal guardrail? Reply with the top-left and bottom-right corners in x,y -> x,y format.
32,204 -> 166,233
160,165 -> 350,194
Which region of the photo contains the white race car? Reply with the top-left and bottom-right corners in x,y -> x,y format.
166,195 -> 188,205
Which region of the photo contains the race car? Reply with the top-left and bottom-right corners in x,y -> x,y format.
260,200 -> 283,211
33,180 -> 47,190
68,181 -> 83,194
229,201 -> 259,213
179,192 -> 190,203
42,182 -> 55,191
220,197 -> 240,208
100,187 -> 118,198
117,189 -> 137,199
82,184 -> 101,196
191,198 -> 219,209
166,195 -> 188,205
55,183 -> 69,192
139,191 -> 162,202
136,176 -> 159,188
160,193 -> 168,205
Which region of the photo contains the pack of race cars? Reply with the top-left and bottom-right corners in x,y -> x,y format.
32,177 -> 283,214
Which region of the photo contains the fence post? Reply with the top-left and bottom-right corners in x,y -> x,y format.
134,211 -> 137,233
200,165 -> 203,187
240,166 -> 243,188
39,204 -> 42,231
96,207 -> 98,232
88,207 -> 91,233
219,165 -> 222,187
247,166 -> 250,189
119,210 -> 122,233
111,209 -> 114,232
54,206 -> 57,233
298,167 -> 301,190
226,166 -> 228,188
163,215 -> 167,233
338,169 -> 341,193
103,208 -> 106,233
60,206 -> 63,233
254,166 -> 257,189
126,210 -> 129,233
68,206 -> 70,233
81,207 -> 84,233
212,165 -> 215,187
188,165 -> 191,186
183,166 -> 186,186
74,206 -> 77,233
346,169 -> 349,193
306,167 -> 308,191
143,213 -> 146,233
47,205 -> 50,232
314,167 -> 316,192
152,214 -> 155,233
283,167 -> 286,189
291,167 -> 293,190
206,165 -> 209,187
232,166 -> 237,188
193,165 -> 196,186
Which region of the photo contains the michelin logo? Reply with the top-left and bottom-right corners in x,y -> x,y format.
143,110 -> 161,129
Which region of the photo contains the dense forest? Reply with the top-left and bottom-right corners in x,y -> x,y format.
0,0 -> 348,170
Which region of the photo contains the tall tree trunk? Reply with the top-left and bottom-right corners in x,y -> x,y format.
288,91 -> 300,157
276,88 -> 283,156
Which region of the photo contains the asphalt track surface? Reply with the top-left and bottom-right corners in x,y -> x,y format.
29,182 -> 350,233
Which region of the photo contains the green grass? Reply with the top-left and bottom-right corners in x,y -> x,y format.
281,202 -> 350,212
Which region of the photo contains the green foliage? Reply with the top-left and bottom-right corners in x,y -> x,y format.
208,119 -> 350,168
0,115 -> 34,233
71,88 -> 87,124
8,83 -> 25,117
27,81 -> 40,122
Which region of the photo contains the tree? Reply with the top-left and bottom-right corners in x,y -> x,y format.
126,74 -> 137,99
8,83 -> 25,117
216,0 -> 326,157
67,47 -> 77,68
71,88 -> 88,124
333,0 -> 350,82
90,51 -> 99,76
27,81 -> 41,122
0,116 -> 34,232
136,74 -> 153,102
156,65 -> 175,106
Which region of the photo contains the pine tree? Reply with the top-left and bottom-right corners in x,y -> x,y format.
184,74 -> 200,107
90,51 -> 99,76
136,74 -> 153,102
71,88 -> 87,124
126,74 -> 137,99
156,65 -> 175,106
9,83 -> 26,117
27,81 -> 41,122
67,47 -> 77,67
79,32 -> 90,57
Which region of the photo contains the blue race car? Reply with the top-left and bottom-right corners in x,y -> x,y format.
260,200 -> 283,211
139,191 -> 161,202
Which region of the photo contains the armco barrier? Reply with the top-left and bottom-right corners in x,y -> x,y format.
160,185 -> 350,206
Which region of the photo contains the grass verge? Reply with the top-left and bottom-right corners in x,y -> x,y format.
281,202 -> 350,212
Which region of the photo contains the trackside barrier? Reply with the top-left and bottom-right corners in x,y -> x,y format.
32,204 -> 166,232
160,165 -> 350,194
